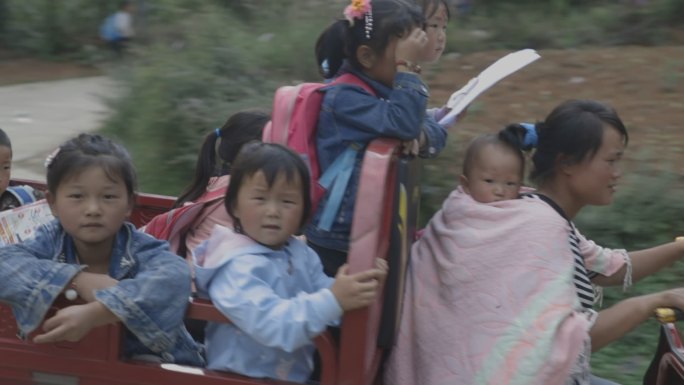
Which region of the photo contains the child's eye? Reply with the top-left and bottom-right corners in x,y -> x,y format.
506,182 -> 519,187
104,194 -> 118,199
68,193 -> 83,199
483,179 -> 494,184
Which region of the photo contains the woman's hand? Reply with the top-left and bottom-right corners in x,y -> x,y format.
33,301 -> 119,344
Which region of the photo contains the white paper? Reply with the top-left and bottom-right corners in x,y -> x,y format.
439,49 -> 541,125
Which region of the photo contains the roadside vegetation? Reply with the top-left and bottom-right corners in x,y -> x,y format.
2,1 -> 684,383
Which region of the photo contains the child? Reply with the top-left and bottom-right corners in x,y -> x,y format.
415,0 -> 450,64
194,142 -> 388,383
0,128 -> 44,211
171,110 -> 269,257
459,124 -> 532,203
0,133 -> 203,366
100,0 -> 135,55
307,0 -> 448,276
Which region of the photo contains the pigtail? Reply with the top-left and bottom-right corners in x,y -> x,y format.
174,131 -> 218,207
315,20 -> 348,79
174,110 -> 268,208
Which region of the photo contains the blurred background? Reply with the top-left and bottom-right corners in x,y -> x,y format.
1,0 -> 683,383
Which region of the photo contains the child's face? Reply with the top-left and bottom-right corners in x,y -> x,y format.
420,2 -> 448,63
47,165 -> 133,252
460,144 -> 522,203
0,145 -> 11,195
233,170 -> 304,249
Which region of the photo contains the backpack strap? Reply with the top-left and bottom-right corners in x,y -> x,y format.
318,146 -> 358,231
332,73 -> 376,96
316,72 -> 375,232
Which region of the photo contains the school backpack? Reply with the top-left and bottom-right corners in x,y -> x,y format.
262,73 -> 375,231
142,187 -> 226,258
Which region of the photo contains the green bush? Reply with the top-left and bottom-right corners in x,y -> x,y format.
100,1 -> 328,195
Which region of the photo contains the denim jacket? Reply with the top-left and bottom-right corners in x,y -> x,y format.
305,66 -> 447,252
194,225 -> 340,383
0,220 -> 204,366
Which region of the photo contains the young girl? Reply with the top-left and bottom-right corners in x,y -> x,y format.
307,0 -> 448,276
194,142 -> 388,383
170,110 -> 269,257
415,0 -> 450,64
0,133 -> 203,366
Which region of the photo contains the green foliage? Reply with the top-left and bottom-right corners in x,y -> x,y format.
448,0 -> 684,53
1,0 -> 107,56
100,1 -> 327,195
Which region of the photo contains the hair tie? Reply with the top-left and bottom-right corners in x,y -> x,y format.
344,0 -> 373,40
520,122 -> 538,149
321,59 -> 330,77
215,127 -> 221,138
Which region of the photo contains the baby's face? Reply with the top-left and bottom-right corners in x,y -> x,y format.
0,145 -> 12,195
462,145 -> 522,203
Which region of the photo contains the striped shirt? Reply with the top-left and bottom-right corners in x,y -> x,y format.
526,193 -> 596,309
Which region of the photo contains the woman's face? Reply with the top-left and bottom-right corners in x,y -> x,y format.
565,125 -> 625,207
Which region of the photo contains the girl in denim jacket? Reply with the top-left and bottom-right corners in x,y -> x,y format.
307,0 -> 448,276
0,133 -> 203,366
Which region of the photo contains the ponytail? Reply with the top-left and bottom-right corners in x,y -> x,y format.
315,20 -> 348,79
174,110 -> 269,208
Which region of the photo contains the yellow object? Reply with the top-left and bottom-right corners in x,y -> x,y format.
655,307 -> 677,324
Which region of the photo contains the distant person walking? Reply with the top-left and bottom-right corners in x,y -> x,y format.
100,1 -> 135,56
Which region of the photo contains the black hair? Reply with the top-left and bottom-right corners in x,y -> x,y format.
46,133 -> 137,199
0,128 -> 11,150
530,99 -> 628,185
462,125 -> 528,178
415,0 -> 451,21
224,142 -> 312,234
174,110 -> 269,208
315,0 -> 424,79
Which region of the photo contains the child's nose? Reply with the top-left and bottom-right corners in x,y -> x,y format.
85,198 -> 102,214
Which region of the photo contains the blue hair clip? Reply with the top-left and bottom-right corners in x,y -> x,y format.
520,122 -> 537,149
215,128 -> 221,138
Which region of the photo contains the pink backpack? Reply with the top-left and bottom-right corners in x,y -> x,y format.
262,73 -> 375,216
142,187 -> 226,258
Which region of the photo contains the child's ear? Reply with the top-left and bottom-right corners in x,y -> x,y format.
556,154 -> 575,176
459,174 -> 470,193
45,191 -> 58,217
126,193 -> 136,217
356,45 -> 376,70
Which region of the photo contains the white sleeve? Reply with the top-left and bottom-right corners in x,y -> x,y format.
115,12 -> 135,38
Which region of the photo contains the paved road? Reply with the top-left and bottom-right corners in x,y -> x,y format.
0,76 -> 114,181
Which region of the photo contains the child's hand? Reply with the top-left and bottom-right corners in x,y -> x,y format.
71,272 -> 118,302
33,301 -> 118,344
395,27 -> 428,65
331,263 -> 387,311
401,139 -> 420,156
